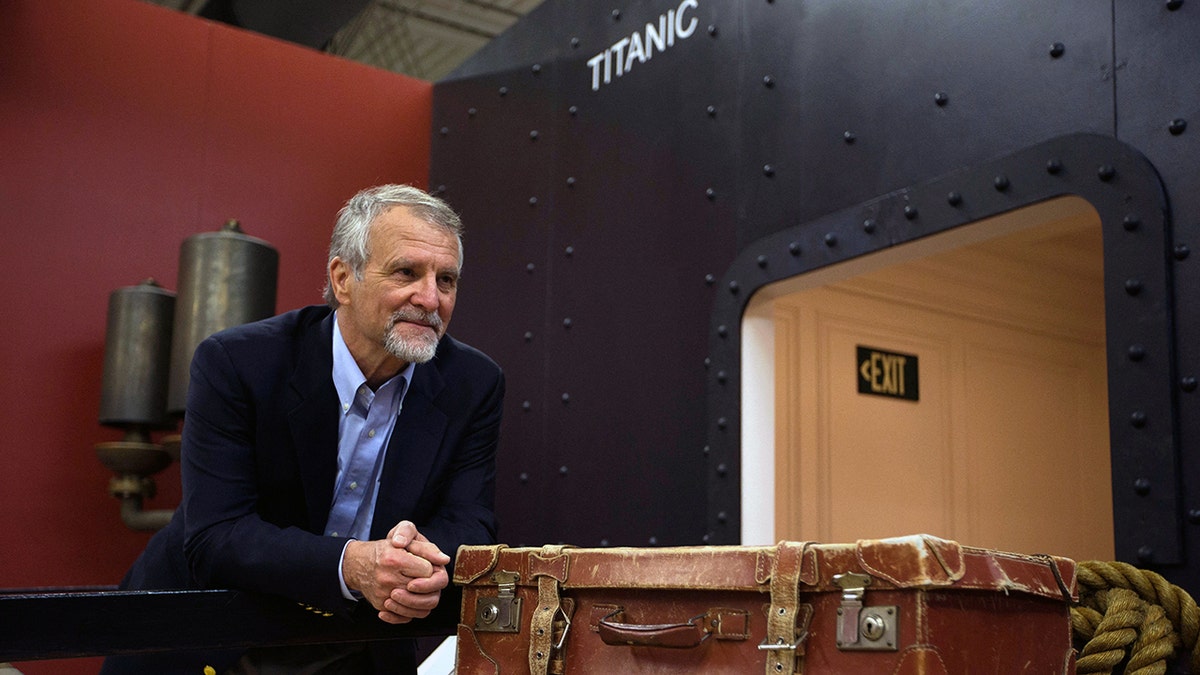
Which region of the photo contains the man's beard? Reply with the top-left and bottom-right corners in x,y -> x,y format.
383,308 -> 444,363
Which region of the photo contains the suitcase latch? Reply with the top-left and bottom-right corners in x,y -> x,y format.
833,573 -> 897,651
475,570 -> 522,633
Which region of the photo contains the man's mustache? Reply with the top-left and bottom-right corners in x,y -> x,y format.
389,308 -> 443,332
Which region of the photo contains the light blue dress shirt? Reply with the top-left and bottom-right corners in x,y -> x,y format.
327,313 -> 415,599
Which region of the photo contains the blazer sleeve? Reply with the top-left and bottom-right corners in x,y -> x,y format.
179,333 -> 350,614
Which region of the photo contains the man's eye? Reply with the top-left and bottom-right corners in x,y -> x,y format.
439,276 -> 458,288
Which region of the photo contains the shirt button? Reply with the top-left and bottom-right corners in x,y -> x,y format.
331,532 -> 339,537
349,481 -> 358,490
367,429 -> 376,438
342,403 -> 350,411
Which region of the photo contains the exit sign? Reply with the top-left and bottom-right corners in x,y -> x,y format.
857,346 -> 919,401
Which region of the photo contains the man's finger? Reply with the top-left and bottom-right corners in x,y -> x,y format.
387,520 -> 418,548
405,538 -> 451,566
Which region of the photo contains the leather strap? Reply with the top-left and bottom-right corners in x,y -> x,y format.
764,541 -> 813,675
529,545 -> 570,675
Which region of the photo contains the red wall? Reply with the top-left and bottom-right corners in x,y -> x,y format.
0,1 -> 431,671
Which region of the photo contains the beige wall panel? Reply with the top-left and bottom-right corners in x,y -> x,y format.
774,255 -> 1112,561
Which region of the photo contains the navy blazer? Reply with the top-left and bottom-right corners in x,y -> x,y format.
110,305 -> 504,672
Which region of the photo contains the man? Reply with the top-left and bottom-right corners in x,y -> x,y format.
102,184 -> 504,674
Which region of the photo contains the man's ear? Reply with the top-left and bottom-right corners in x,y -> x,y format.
328,257 -> 354,306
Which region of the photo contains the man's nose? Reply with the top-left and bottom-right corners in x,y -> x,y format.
410,275 -> 439,310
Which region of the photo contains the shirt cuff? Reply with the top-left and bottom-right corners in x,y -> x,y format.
337,539 -> 362,601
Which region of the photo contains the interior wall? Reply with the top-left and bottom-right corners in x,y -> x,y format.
743,197 -> 1114,560
0,1 -> 431,670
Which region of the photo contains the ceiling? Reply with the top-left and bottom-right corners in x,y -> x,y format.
142,0 -> 547,81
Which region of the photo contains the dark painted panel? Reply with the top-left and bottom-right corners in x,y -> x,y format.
737,0 -> 1114,248
1115,0 -> 1200,590
431,68 -> 560,546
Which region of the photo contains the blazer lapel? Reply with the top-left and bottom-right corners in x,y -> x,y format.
371,352 -> 448,539
285,311 -> 340,533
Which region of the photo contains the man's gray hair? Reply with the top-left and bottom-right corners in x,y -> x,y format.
323,184 -> 464,308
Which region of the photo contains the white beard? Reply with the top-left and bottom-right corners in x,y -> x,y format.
383,308 -> 443,363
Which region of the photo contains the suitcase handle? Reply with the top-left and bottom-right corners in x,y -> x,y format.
597,609 -> 721,649
598,611 -> 709,648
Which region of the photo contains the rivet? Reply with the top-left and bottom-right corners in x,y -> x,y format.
565,245 -> 574,256
708,24 -> 718,36
1188,508 -> 1200,524
703,445 -> 710,456
763,164 -> 775,177
706,188 -> 717,200
704,357 -> 711,368
1131,410 -> 1147,428
757,255 -> 768,268
566,176 -> 576,187
716,463 -> 728,476
1049,42 -> 1065,58
717,511 -> 727,524
1137,546 -> 1154,563
1181,376 -> 1198,392
1128,344 -> 1146,361
704,273 -> 715,285
947,191 -> 963,206
468,107 -> 477,117
570,37 -> 580,49
717,417 -> 727,430
499,86 -> 508,96
863,219 -> 876,234
762,75 -> 775,88
789,241 -> 802,255
843,131 -> 856,144
522,401 -> 531,411
529,197 -> 538,206
434,185 -> 447,196
648,536 -> 658,545
524,331 -> 534,342
562,317 -> 572,328
729,280 -> 740,294
530,130 -> 539,140
934,91 -> 949,106
1175,244 -> 1190,260
994,175 -> 1010,191
717,325 -> 728,337
707,105 -> 717,117
1046,158 -> 1063,174
824,233 -> 838,247
525,263 -> 535,273
532,63 -> 541,74
717,370 -> 727,384
1135,478 -> 1152,495
904,205 -> 919,220
559,465 -> 569,475
702,533 -> 711,543
520,472 -> 529,483
439,126 -> 449,136
561,393 -> 570,404
568,105 -> 578,116
1124,279 -> 1143,295
1169,119 -> 1188,135
1123,214 -> 1140,231
611,9 -> 621,20
1098,165 -> 1116,181
1168,0 -> 1184,9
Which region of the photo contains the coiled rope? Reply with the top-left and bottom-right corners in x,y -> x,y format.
1072,560 -> 1200,674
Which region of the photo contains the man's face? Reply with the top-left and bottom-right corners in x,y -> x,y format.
330,205 -> 460,368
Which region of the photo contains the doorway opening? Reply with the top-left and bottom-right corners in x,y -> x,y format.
740,195 -> 1115,562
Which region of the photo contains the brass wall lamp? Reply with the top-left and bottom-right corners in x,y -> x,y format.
95,220 -> 278,531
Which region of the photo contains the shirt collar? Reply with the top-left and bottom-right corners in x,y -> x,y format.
332,311 -> 415,415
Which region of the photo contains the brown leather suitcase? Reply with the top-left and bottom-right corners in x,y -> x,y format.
453,534 -> 1077,674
